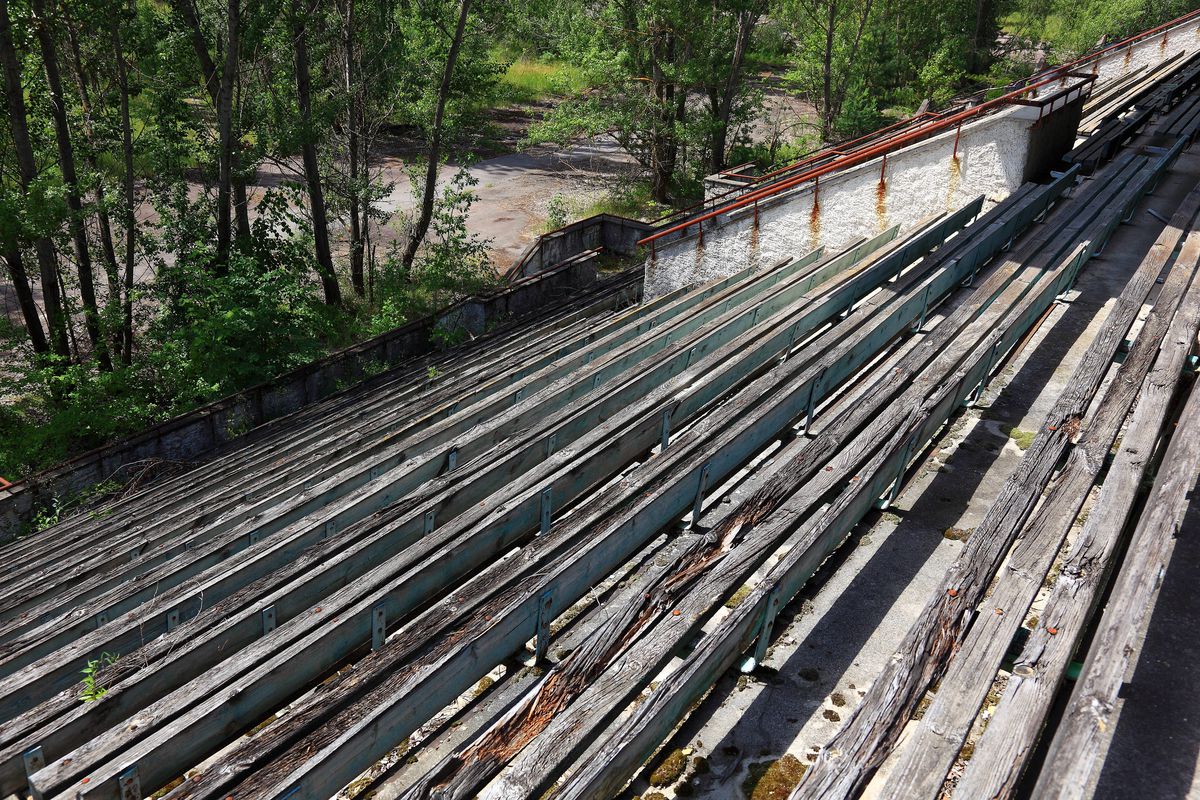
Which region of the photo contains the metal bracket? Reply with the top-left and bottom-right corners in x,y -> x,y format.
369,465 -> 383,481
752,586 -> 782,665
801,371 -> 825,433
166,609 -> 180,632
423,509 -> 435,534
546,432 -> 558,458
323,519 -> 337,540
372,605 -> 387,650
514,387 -> 524,404
1147,207 -> 1171,224
447,446 -> 459,472
881,434 -> 919,509
784,321 -> 801,360
911,286 -> 932,333
592,373 -> 602,391
692,463 -> 712,523
118,764 -> 140,800
539,486 -> 553,534
660,408 -> 672,451
262,605 -> 277,636
535,591 -> 554,662
96,611 -> 109,628
968,339 -> 1004,407
249,530 -> 262,546
22,746 -> 44,779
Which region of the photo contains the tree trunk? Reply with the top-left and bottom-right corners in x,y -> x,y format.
4,249 -> 48,355
292,0 -> 342,306
0,0 -> 69,360
342,0 -> 365,296
215,0 -> 239,269
400,0 -> 471,273
970,0 -> 992,73
822,1 -> 837,140
32,0 -> 111,369
709,8 -> 758,174
114,17 -> 136,364
64,16 -> 122,335
172,0 -> 251,245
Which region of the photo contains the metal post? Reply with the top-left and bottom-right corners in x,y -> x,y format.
118,765 -> 140,800
692,463 -> 712,524
751,586 -> 782,666
540,486 -> 553,534
22,746 -> 45,780
372,606 -> 387,651
535,591 -> 554,662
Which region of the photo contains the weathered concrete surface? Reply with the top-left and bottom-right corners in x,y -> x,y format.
613,144 -> 1200,800
508,214 -> 654,279
643,94 -> 1084,300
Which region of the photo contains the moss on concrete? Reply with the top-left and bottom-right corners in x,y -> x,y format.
725,584 -> 753,608
649,748 -> 688,787
1003,425 -> 1036,450
741,755 -> 808,800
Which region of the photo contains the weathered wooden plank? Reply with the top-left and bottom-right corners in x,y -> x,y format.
24,223 -> 931,799
956,229 -> 1200,800
546,201 -> 1112,800
0,236 -> 854,674
84,211 -> 989,800
1030,297 -> 1200,799
397,179 -> 1085,800
878,201 -> 1200,800
149,183 -> 1083,800
0,246 -> 821,635
791,148 -> 1174,800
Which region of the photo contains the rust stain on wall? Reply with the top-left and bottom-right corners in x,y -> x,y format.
946,154 -> 962,212
875,176 -> 889,232
809,185 -> 821,246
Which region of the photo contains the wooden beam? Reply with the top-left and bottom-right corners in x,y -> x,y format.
791,147 -> 1176,800
878,197 -> 1200,799
957,228 -> 1200,799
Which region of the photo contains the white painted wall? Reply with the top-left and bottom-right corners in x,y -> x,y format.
1089,17 -> 1200,83
645,106 -> 1038,299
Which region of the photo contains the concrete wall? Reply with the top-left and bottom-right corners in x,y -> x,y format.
1088,17 -> 1200,83
509,214 -> 654,279
0,258 -> 640,540
644,96 -> 1080,299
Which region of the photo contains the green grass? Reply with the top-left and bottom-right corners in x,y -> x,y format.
493,53 -> 589,104
578,182 -> 670,221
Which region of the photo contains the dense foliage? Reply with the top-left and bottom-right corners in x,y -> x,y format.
0,0 -> 1193,482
